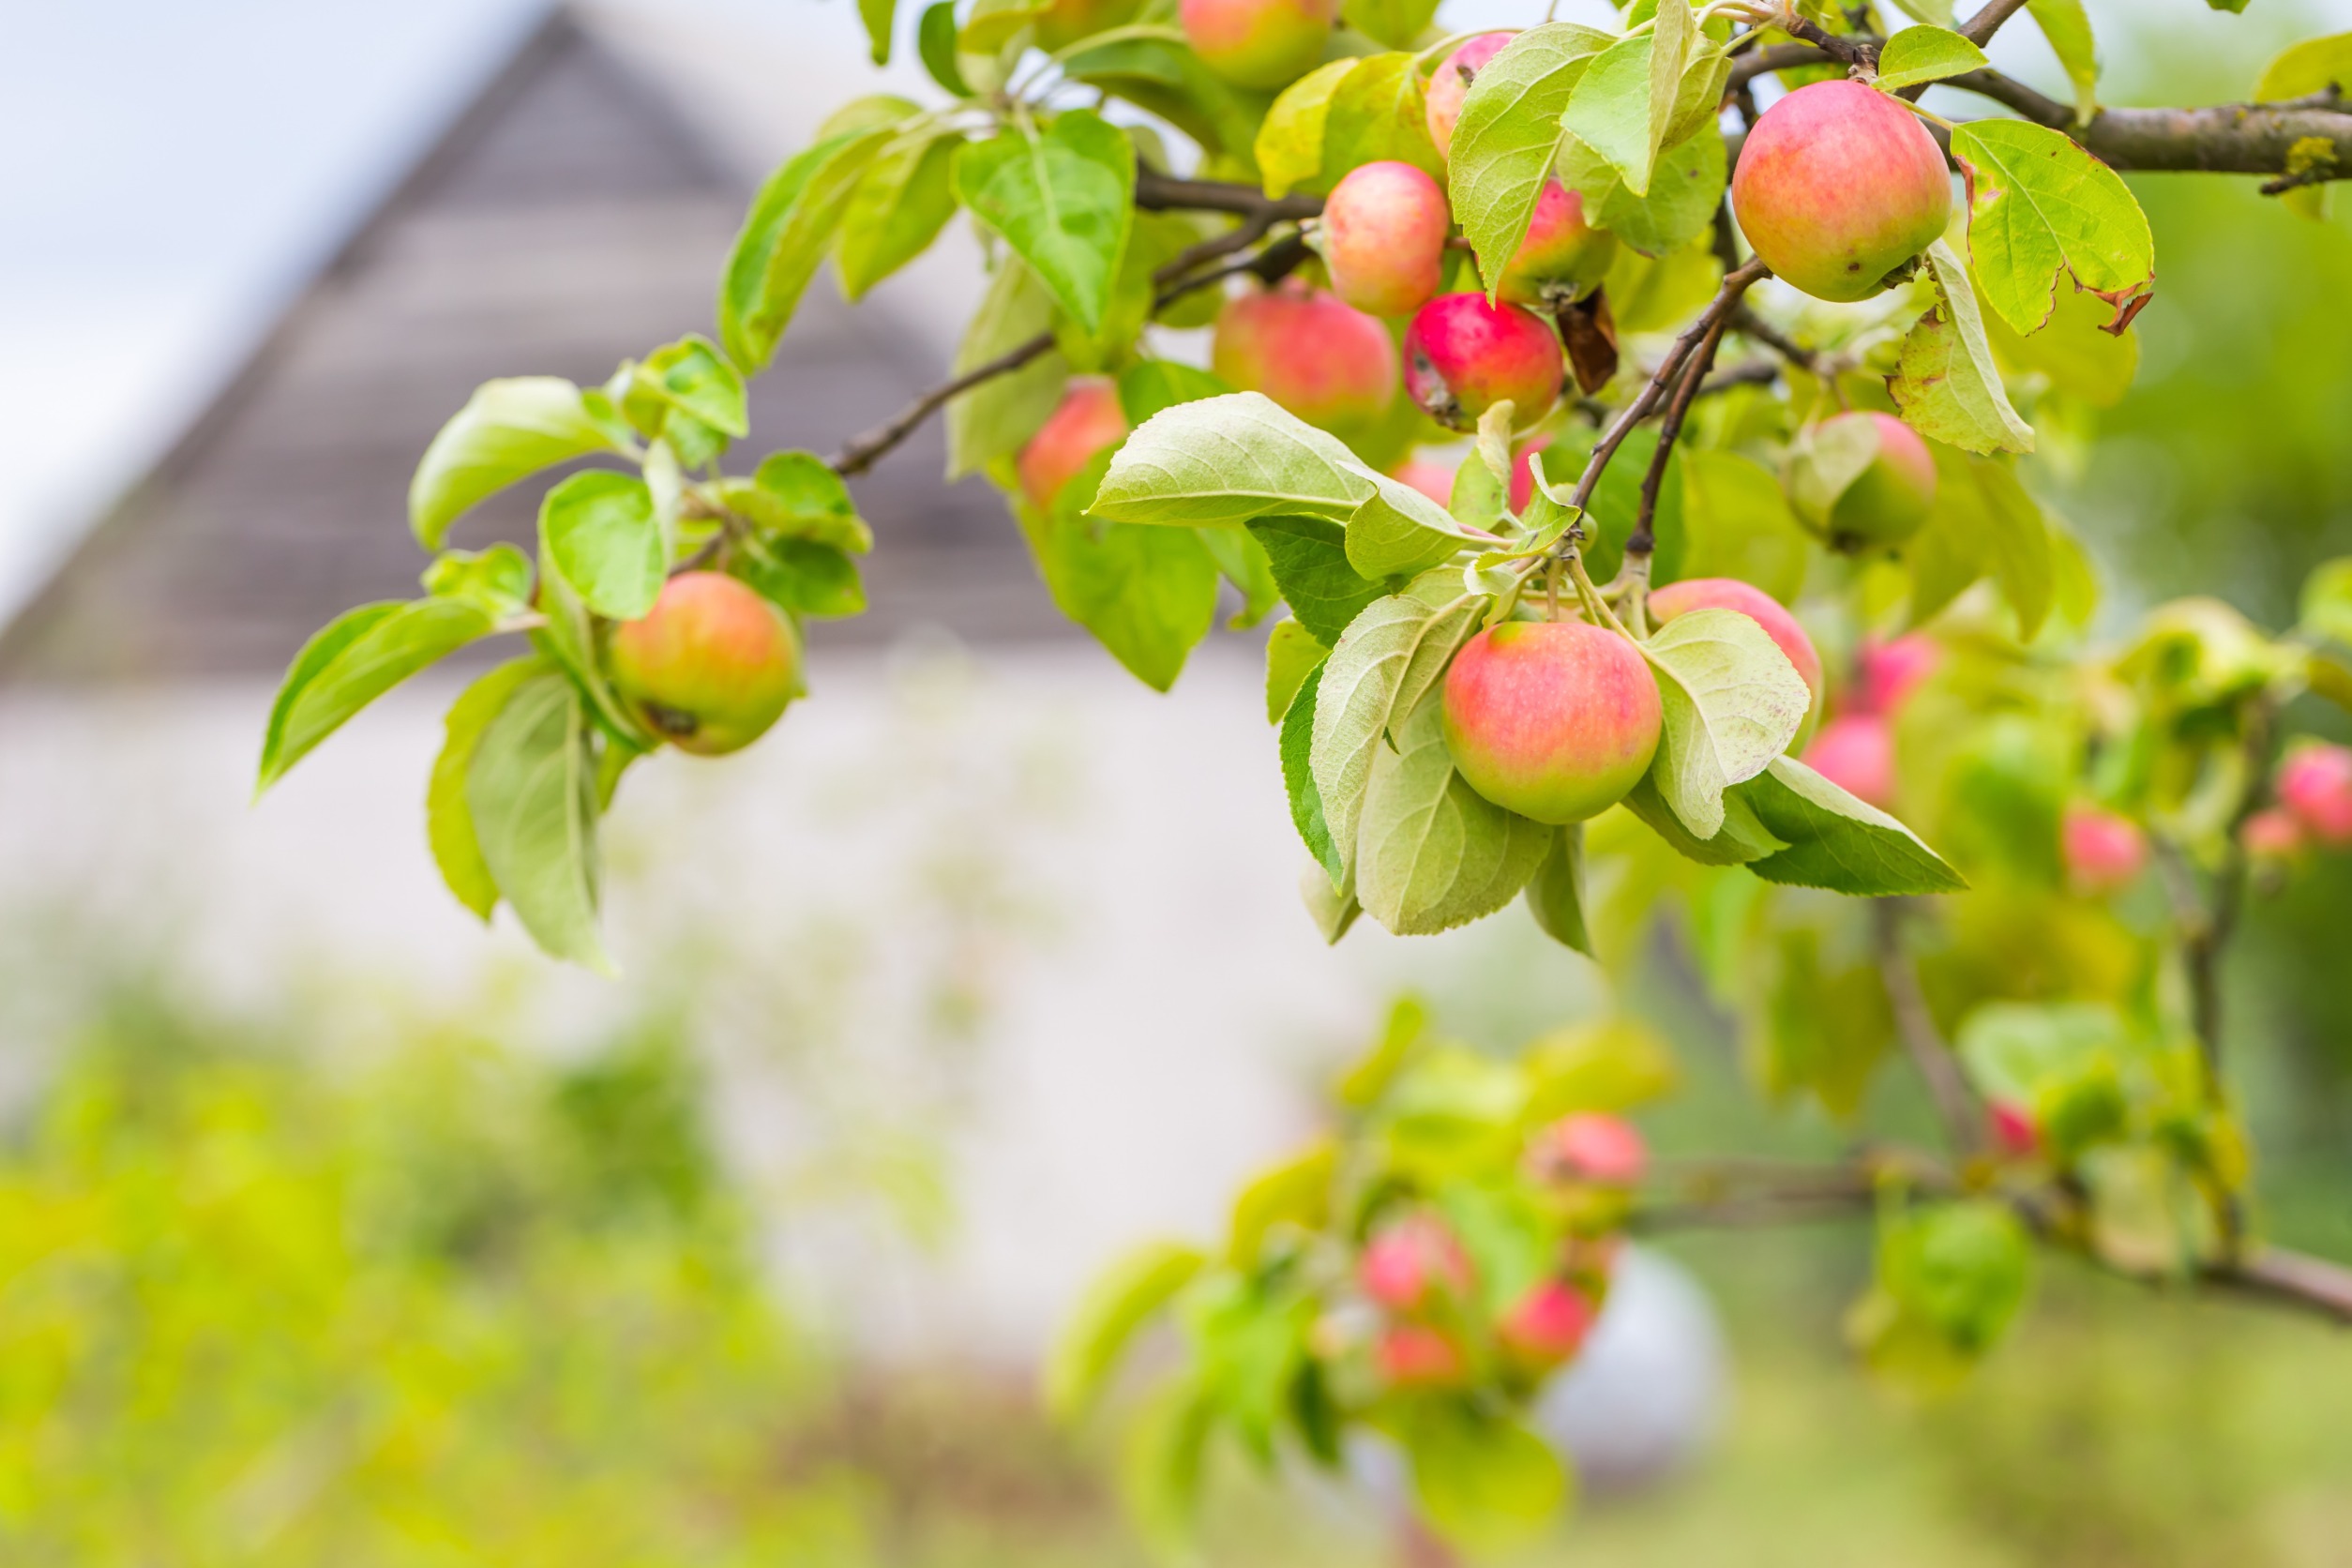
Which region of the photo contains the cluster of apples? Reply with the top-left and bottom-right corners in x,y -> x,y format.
1344,1114 -> 1646,1392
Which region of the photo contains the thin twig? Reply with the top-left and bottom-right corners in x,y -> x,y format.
1957,0 -> 2033,47
1729,304 -> 1818,370
1875,900 -> 1986,1155
827,332 -> 1057,476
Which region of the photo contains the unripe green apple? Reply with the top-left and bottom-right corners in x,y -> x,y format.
1179,0 -> 1334,88
1441,620 -> 1661,823
1648,577 -> 1823,747
1730,79 -> 1952,303
1212,282 -> 1399,435
1017,376 -> 1129,512
1492,179 -> 1616,309
1322,160 -> 1452,318
1033,0 -> 1142,51
1787,411 -> 1938,549
609,572 -> 801,757
1402,292 -> 1563,432
1424,32 -> 1514,161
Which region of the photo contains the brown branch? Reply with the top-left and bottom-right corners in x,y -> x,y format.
2212,1247 -> 2352,1325
1135,168 -> 1321,222
1692,360 -> 1782,399
1626,309 -> 1728,565
1875,900 -> 1987,1156
1958,0 -> 2033,47
1729,304 -> 1819,371
827,331 -> 1057,477
1566,258 -> 1771,514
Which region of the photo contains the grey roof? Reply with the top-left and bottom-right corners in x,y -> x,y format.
0,8 -> 1063,683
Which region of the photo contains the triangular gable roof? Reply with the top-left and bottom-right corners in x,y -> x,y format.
1,7 -> 1056,683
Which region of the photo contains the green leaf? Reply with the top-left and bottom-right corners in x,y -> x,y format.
1022,455 -> 1221,691
956,110 -> 1136,333
1675,448 -> 1810,603
1757,924 -> 1893,1120
1567,122 -> 1726,259
1198,526 -> 1281,628
1319,52 -> 1444,187
947,259 -> 1070,479
1342,0 -> 1439,50
1281,662 -> 1346,884
1892,240 -> 2036,457
1738,755 -> 1968,895
736,537 -> 866,619
1450,24 -> 1614,298
723,451 -> 875,553
837,128 -> 964,299
1560,0 -> 1687,201
1907,449 -> 2052,635
409,378 -> 632,550
1852,1199 -> 2031,1388
1093,392 -> 1376,526
1308,576 -> 1468,864
632,335 -> 748,439
465,671 -> 611,972
1357,695 -> 1552,935
2254,30 -> 2352,101
1885,0 -> 1955,21
2300,557 -> 2352,647
2027,0 -> 2098,121
422,543 -> 532,617
1623,768 -> 1787,866
918,1 -> 972,94
1046,1240 -> 1206,1425
1258,59 -> 1362,197
1347,473 -> 1485,579
258,599 -> 495,792
961,0 -> 1045,52
1951,119 -> 2154,338
540,471 -> 664,623
531,540 -> 655,750
1265,619 -> 1330,723
1522,1014 -> 1681,1117
1117,358 -> 1232,425
858,0 -> 897,62
1639,607 -> 1812,839
1061,37 -> 1263,160
720,128 -> 894,373
1399,1404 -> 1571,1556
428,656 -> 550,921
1872,24 -> 1987,93
1526,822 -> 1593,956
1227,1140 -> 1336,1265
1249,515 -> 1389,643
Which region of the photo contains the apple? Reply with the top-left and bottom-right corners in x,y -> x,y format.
1322,160 -> 1452,318
1648,577 -> 1823,746
1802,713 -> 1894,807
1017,376 -> 1128,511
1730,78 -> 1952,303
1441,620 -> 1662,823
2243,807 -> 2306,862
2061,802 -> 2148,896
1789,411 -> 1938,549
1391,456 -> 1458,506
1532,1112 -> 1649,1186
1378,1323 -> 1468,1387
1853,633 -> 1940,716
1424,31 -> 1514,160
1402,292 -> 1564,432
2278,743 -> 2352,845
1212,281 -> 1400,435
1497,1279 -> 1596,1369
609,572 -> 802,757
1359,1212 -> 1474,1312
1508,434 -> 1554,514
1179,0 -> 1334,88
1491,179 -> 1616,309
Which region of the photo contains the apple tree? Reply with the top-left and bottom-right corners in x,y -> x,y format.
255,0 -> 2352,1551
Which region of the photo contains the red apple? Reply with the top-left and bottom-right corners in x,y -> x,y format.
1492,179 -> 1616,309
1212,282 -> 1400,436
1853,633 -> 1940,716
1731,79 -> 1952,303
1402,292 -> 1563,432
1532,1112 -> 1649,1186
1378,1323 -> 1468,1388
1497,1279 -> 1596,1369
1360,1212 -> 1474,1312
609,572 -> 801,757
2279,743 -> 2352,845
1508,435 -> 1554,514
1016,376 -> 1128,512
1441,620 -> 1662,823
2061,802 -> 2148,896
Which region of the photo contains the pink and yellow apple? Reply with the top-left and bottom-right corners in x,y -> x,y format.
1322,160 -> 1452,318
1212,282 -> 1399,435
1802,712 -> 1894,807
1791,410 -> 1938,548
1441,620 -> 1661,822
2279,743 -> 2352,845
1359,1212 -> 1474,1312
2061,802 -> 2148,896
1731,79 -> 1952,303
1179,0 -> 1334,88
1497,1279 -> 1596,1370
609,572 -> 801,757
1017,376 -> 1128,512
1378,1323 -> 1468,1387
1391,456 -> 1457,506
1532,1112 -> 1649,1186
1853,632 -> 1940,716
1402,292 -> 1563,432
1492,180 -> 1616,308
1424,32 -> 1514,161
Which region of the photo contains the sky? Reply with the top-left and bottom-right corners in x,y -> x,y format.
0,0 -> 2339,626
